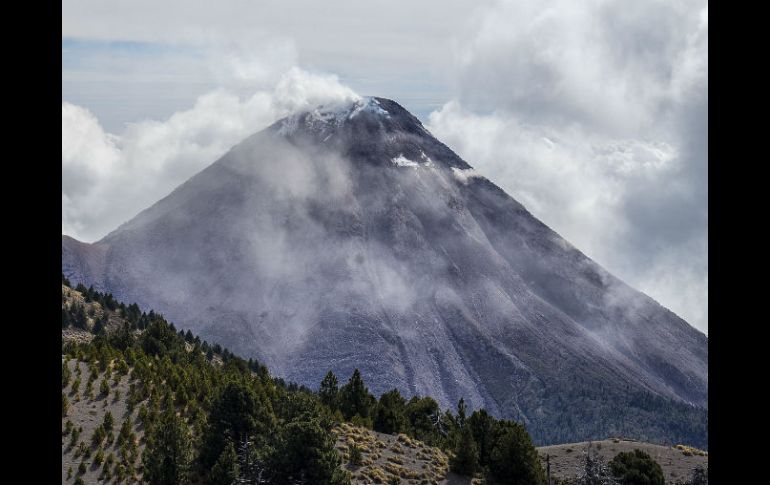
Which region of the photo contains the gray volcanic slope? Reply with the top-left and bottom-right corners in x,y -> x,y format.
62,97 -> 707,447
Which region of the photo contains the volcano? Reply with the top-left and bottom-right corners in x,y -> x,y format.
62,97 -> 707,446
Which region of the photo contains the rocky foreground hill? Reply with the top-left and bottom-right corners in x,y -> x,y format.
62,281 -> 707,484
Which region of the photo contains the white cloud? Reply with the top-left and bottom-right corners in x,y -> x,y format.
62,68 -> 359,242
428,0 -> 708,333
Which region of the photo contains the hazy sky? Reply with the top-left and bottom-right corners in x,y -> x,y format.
62,0 -> 708,333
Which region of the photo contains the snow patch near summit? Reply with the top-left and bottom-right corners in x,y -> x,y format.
278,97 -> 389,136
349,97 -> 390,119
392,155 -> 419,168
392,151 -> 436,169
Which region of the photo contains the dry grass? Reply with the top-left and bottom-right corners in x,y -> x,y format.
334,424 -> 468,485
674,444 -> 708,457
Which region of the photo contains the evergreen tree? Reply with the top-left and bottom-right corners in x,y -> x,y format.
405,396 -> 442,445
100,378 -> 110,397
467,409 -> 495,468
73,304 -> 88,330
450,424 -> 479,477
103,411 -> 114,433
269,419 -> 350,485
485,421 -> 546,485
208,440 -> 240,485
457,398 -> 467,428
93,316 -> 105,335
339,369 -> 375,421
62,362 -> 71,388
200,381 -> 273,468
119,417 -> 133,445
373,389 -> 407,435
108,322 -> 135,351
143,406 -> 192,485
319,371 -> 340,410
609,450 -> 665,485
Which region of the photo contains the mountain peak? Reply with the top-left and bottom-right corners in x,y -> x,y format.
268,96 -> 471,170
273,96 -> 423,136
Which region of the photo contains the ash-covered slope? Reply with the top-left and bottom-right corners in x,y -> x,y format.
62,97 -> 707,446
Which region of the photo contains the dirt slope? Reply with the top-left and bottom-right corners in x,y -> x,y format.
537,438 -> 708,484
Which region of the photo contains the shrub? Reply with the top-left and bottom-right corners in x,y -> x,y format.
100,378 -> 110,397
95,447 -> 105,466
71,377 -> 81,394
91,425 -> 106,447
62,362 -> 71,388
103,411 -> 115,433
609,449 -> 665,485
349,443 -> 363,466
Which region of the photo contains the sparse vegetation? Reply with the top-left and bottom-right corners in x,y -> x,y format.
100,377 -> 110,397
349,443 -> 363,466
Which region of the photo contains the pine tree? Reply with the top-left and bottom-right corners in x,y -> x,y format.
457,398 -> 467,428
200,381 -> 273,469
467,409 -> 495,468
73,303 -> 88,330
100,378 -> 110,397
103,411 -> 114,433
143,406 -> 192,485
451,424 -> 479,477
208,440 -> 240,485
93,315 -> 105,335
374,389 -> 407,434
485,421 -> 546,485
119,417 -> 133,446
270,419 -> 350,485
404,396 -> 442,445
62,362 -> 71,388
339,369 -> 375,421
319,371 -> 340,410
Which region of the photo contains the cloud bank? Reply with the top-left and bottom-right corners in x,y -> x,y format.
427,0 -> 708,332
62,0 -> 707,333
62,67 -> 359,242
